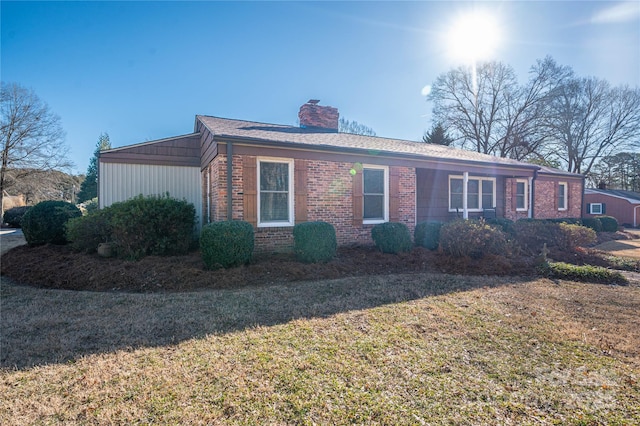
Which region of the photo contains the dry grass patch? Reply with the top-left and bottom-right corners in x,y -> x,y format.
1,274 -> 639,424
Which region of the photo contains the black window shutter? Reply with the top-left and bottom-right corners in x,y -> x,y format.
587,203 -> 591,214
602,203 -> 606,214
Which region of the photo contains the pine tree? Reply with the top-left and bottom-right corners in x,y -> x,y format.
76,133 -> 111,203
422,123 -> 453,146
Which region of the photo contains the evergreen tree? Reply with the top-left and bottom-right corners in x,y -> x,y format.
422,123 -> 453,146
76,133 -> 111,203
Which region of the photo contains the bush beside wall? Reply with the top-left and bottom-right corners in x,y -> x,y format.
440,219 -> 509,259
201,221 -> 254,269
371,222 -> 412,254
65,209 -> 114,253
108,194 -> 196,260
414,222 -> 442,250
293,221 -> 337,263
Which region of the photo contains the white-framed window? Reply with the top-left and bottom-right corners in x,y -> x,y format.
363,165 -> 389,224
589,203 -> 603,215
257,157 -> 294,227
516,179 -> 528,211
449,175 -> 496,212
558,182 -> 568,211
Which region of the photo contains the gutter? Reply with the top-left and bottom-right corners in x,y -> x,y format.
530,169 -> 538,219
227,141 -> 233,221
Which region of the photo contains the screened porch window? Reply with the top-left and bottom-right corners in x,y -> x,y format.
449,176 -> 496,212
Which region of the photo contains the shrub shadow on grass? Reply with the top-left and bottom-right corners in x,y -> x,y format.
1,272 -> 531,370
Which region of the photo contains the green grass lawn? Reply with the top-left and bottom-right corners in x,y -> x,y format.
1,273 -> 639,425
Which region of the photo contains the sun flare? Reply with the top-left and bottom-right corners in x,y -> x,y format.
447,11 -> 501,63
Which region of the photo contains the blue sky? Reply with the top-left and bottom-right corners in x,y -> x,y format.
2,1 -> 639,174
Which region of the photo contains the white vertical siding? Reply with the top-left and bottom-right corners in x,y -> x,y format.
99,162 -> 202,228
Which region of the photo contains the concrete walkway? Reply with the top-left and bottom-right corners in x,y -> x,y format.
0,228 -> 26,255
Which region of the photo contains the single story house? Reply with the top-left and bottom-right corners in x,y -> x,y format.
584,188 -> 640,228
99,100 -> 584,252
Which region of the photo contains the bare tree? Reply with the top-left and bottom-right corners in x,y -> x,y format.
429,61 -> 518,156
543,78 -> 640,175
428,57 -> 572,160
1,82 -> 71,211
339,117 -> 376,136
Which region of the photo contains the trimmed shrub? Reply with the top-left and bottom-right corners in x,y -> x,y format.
484,217 -> 516,235
21,201 -> 82,246
514,219 -> 560,255
65,209 -> 113,253
546,217 -> 582,225
597,215 -> 619,232
557,223 -> 597,250
581,217 -> 603,232
371,222 -> 412,254
293,221 -> 337,263
2,206 -> 31,228
440,219 -> 509,259
414,222 -> 442,250
539,261 -> 627,285
108,194 -> 196,260
201,221 -> 254,269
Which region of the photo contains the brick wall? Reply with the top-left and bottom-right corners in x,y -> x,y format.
503,178 -> 530,221
533,177 -> 582,219
207,155 -> 416,253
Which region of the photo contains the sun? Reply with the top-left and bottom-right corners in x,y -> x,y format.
447,11 -> 501,63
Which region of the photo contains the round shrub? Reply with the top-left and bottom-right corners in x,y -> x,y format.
65,209 -> 113,253
293,221 -> 337,263
21,200 -> 82,246
557,223 -> 597,250
201,221 -> 254,269
597,215 -> 618,232
2,205 -> 31,228
513,219 -> 560,255
414,222 -> 442,250
371,222 -> 412,254
581,217 -> 603,232
440,219 -> 509,259
484,217 -> 516,235
108,194 -> 196,260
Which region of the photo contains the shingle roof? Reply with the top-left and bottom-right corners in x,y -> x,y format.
585,188 -> 640,203
197,115 -> 544,171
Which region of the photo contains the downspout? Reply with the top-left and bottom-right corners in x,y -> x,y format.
530,169 -> 538,219
97,152 -> 102,209
528,176 -> 533,219
580,174 -> 586,222
463,171 -> 469,219
227,141 -> 233,221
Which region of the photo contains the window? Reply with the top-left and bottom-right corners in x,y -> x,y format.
363,165 -> 388,224
558,182 -> 568,211
449,175 -> 496,211
257,158 -> 294,227
516,180 -> 528,211
589,203 -> 603,215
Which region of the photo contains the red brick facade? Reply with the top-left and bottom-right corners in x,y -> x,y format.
204,154 -> 417,252
533,177 -> 582,219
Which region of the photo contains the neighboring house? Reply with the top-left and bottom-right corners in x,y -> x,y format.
99,100 -> 584,252
584,188 -> 640,228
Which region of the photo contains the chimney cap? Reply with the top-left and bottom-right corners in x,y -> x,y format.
307,99 -> 320,105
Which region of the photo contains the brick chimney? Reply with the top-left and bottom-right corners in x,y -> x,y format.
298,99 -> 339,132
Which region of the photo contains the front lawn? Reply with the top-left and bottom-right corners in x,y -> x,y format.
1,274 -> 639,424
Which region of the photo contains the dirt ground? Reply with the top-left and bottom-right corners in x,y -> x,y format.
1,228 -> 638,293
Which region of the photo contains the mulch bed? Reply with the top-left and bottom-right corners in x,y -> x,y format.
1,244 -> 537,293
